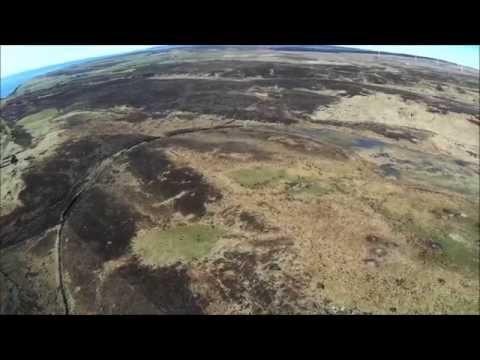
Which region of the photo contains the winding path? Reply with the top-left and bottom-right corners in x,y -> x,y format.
54,122 -> 240,314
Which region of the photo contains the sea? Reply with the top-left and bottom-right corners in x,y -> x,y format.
0,59 -> 90,99
0,46 -> 176,99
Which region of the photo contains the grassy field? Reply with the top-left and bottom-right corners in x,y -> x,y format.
132,224 -> 224,268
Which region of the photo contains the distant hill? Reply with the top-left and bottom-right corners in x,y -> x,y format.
152,45 -> 462,67
267,45 -> 460,65
1,45 -> 471,99
1,58 -> 103,99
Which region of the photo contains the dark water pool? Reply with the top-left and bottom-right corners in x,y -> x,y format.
379,164 -> 401,179
353,138 -> 385,149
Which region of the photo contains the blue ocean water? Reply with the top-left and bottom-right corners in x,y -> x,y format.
0,59 -> 90,99
0,46 -> 175,99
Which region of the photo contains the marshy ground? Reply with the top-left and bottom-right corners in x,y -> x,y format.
0,46 -> 478,314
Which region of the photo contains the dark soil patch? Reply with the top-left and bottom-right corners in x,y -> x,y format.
1,69 -> 349,124
454,159 -> 468,167
67,187 -> 139,261
21,172 -> 71,208
62,227 -> 110,313
396,158 -> 414,164
365,234 -> 399,248
133,60 -> 319,80
0,134 -> 149,248
466,151 -> 478,159
0,274 -> 43,314
100,261 -> 204,314
425,166 -> 442,174
41,134 -> 151,180
425,240 -> 444,252
318,120 -> 433,143
164,136 -> 271,161
12,58 -> 473,125
211,251 -> 266,304
379,164 -> 401,179
119,111 -> 150,123
10,125 -> 32,147
354,82 -> 478,116
239,211 -> 265,232
317,80 -> 372,98
204,249 -> 305,313
126,146 -> 171,184
365,74 -> 388,85
30,230 -> 57,257
466,117 -> 480,126
60,113 -> 92,128
243,128 -> 349,160
363,258 -> 380,267
168,167 -> 222,216
252,236 -> 295,248
0,172 -> 71,248
127,145 -> 221,217
403,68 -> 479,91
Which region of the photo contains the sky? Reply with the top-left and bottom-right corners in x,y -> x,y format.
339,45 -> 479,69
1,45 -> 479,78
0,45 -> 155,77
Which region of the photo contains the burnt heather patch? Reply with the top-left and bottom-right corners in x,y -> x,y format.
127,145 -> 221,217
200,248 -> 313,314
163,136 -> 271,161
100,261 -> 204,314
0,134 -> 150,247
2,49 -> 478,315
2,59 -> 477,122
313,119 -> 434,143
67,187 -> 139,261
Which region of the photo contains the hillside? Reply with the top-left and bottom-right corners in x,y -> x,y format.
0,46 -> 478,314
